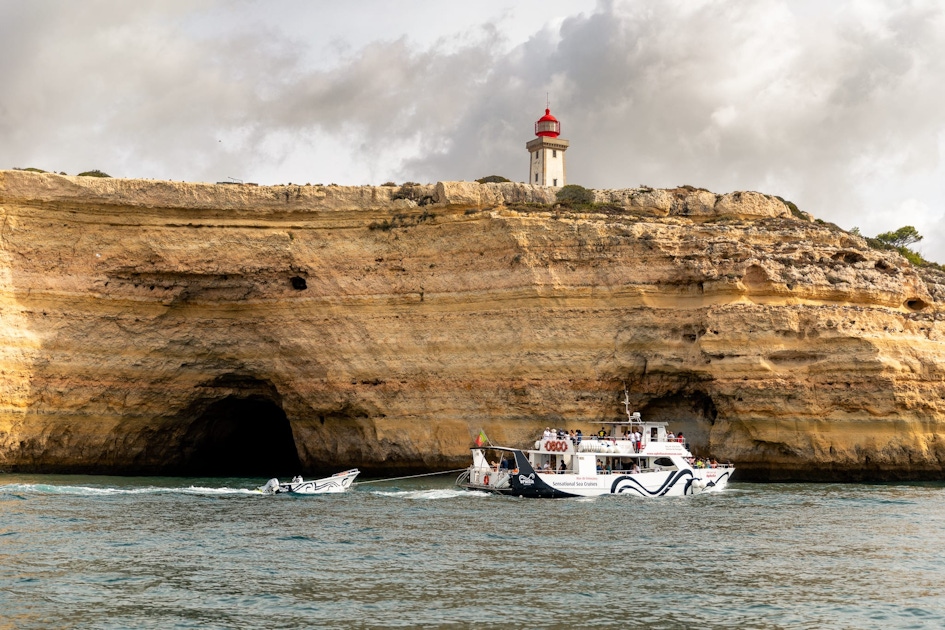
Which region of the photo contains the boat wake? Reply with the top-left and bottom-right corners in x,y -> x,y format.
372,488 -> 486,500
0,483 -> 261,497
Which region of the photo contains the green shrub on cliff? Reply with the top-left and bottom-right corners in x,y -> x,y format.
392,183 -> 435,206
77,169 -> 111,178
14,167 -> 47,173
774,196 -> 807,221
898,247 -> 925,266
556,184 -> 595,205
476,175 -> 510,184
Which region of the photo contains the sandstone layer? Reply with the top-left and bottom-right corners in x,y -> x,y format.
1,171 -> 944,480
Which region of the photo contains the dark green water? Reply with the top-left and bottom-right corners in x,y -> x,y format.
1,475 -> 943,629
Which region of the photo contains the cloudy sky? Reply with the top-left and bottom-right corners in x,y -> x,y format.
3,0 -> 945,260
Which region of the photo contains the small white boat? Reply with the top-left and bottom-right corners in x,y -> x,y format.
258,469 -> 359,495
457,395 -> 733,498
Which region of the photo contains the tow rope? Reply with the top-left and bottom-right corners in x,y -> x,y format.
353,468 -> 466,485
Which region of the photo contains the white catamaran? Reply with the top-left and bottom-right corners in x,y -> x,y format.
457,398 -> 733,498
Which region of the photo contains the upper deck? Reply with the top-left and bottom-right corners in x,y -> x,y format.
535,417 -> 690,459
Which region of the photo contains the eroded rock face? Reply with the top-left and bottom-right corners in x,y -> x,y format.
0,171 -> 943,480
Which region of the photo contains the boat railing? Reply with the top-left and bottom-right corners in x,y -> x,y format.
535,467 -> 664,475
544,434 -> 688,445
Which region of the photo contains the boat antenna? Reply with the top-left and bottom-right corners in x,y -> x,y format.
623,383 -> 632,421
622,383 -> 643,427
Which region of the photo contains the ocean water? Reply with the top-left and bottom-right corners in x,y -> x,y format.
1,475 -> 943,629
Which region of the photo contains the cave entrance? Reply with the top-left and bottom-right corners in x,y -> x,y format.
181,394 -> 302,477
639,391 -> 718,457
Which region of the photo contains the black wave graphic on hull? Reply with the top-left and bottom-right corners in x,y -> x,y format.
611,469 -> 696,497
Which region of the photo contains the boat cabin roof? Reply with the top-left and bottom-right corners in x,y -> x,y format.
602,419 -> 666,427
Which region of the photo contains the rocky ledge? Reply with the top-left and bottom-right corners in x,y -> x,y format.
1,170 -> 943,480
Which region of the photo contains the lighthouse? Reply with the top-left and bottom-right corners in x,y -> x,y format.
526,107 -> 569,187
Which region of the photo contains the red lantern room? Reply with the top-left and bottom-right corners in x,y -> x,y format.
526,103 -> 568,187
534,108 -> 560,138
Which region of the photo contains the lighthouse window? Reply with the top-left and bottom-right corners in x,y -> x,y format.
553,178 -> 558,186
535,173 -> 539,183
552,150 -> 557,158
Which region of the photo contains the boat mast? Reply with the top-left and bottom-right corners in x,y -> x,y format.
623,383 -> 633,422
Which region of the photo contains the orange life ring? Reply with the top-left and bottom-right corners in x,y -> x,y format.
483,474 -> 490,485
544,440 -> 567,452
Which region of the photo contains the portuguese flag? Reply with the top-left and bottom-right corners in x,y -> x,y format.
474,429 -> 488,447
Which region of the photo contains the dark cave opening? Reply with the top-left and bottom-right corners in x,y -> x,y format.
180,394 -> 302,477
639,391 -> 718,457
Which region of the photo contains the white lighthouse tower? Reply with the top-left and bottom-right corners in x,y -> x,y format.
526,107 -> 569,187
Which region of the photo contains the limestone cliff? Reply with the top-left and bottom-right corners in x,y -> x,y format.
1,171 -> 943,480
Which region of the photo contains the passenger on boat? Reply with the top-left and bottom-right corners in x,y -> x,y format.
667,431 -> 675,442
633,431 -> 642,452
631,462 -> 640,474
543,427 -> 553,439
676,431 -> 685,444
576,429 -> 583,444
292,475 -> 303,484
597,427 -> 607,438
559,460 -> 567,473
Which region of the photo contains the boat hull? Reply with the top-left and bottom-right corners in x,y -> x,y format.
460,449 -> 733,498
